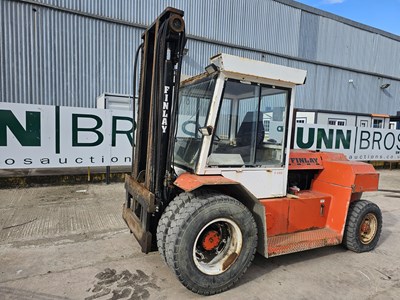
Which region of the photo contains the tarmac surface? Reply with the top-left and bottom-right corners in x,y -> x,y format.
0,170 -> 399,299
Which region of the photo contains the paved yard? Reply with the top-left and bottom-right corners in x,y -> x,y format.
0,170 -> 399,299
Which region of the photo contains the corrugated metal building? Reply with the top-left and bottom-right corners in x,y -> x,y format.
1,0 -> 399,115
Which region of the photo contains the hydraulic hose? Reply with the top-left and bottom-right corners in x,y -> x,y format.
131,42 -> 143,175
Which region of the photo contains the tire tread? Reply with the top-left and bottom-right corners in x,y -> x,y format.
343,200 -> 382,253
156,192 -> 197,263
164,191 -> 257,295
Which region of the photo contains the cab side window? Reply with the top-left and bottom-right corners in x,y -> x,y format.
208,80 -> 289,168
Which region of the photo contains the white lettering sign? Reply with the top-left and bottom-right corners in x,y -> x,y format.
294,124 -> 400,161
1,103 -> 399,169
0,103 -> 133,169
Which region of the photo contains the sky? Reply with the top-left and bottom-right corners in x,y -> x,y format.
295,0 -> 400,36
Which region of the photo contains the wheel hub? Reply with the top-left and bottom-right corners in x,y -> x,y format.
359,213 -> 378,244
201,230 -> 221,251
193,218 -> 243,275
361,223 -> 370,232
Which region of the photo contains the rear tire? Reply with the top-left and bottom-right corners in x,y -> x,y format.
343,200 -> 382,253
164,191 -> 257,295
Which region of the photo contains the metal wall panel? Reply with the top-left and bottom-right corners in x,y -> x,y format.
28,0 -> 400,78
298,11 -> 319,61
315,15 -> 400,79
1,0 -> 399,115
32,0 -> 302,57
1,0 -> 141,107
183,39 -> 397,115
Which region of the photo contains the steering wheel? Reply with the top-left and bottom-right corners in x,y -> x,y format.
213,134 -> 221,142
182,120 -> 199,137
182,120 -> 221,142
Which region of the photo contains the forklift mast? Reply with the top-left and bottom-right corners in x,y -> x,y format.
124,7 -> 186,253
133,7 -> 186,201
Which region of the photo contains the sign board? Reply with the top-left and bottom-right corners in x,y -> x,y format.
1,103 -> 400,169
294,124 -> 400,161
0,103 -> 134,169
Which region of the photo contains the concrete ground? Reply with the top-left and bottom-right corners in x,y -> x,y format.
0,170 -> 399,300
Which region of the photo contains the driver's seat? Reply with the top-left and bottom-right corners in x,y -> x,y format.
236,111 -> 265,147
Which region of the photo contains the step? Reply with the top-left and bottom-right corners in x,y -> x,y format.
268,228 -> 341,257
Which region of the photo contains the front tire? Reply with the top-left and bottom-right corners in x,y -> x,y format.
164,191 -> 257,295
343,200 -> 382,253
156,192 -> 195,263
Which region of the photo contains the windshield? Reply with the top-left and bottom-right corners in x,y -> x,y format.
173,75 -> 217,170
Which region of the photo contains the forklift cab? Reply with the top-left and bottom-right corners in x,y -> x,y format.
173,53 -> 307,198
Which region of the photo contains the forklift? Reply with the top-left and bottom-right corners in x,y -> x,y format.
123,7 -> 382,295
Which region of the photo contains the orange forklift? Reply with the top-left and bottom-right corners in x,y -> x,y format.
123,7 -> 382,295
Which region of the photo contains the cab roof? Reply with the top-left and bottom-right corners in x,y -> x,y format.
210,53 -> 307,86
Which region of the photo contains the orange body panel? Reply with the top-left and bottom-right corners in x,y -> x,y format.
172,151 -> 379,257
174,173 -> 237,192
311,179 -> 352,234
287,191 -> 331,233
261,190 -> 331,237
353,173 -> 380,192
318,151 -> 348,161
267,228 -> 341,257
262,198 -> 289,236
288,150 -> 323,170
263,151 -> 379,253
315,160 -> 379,192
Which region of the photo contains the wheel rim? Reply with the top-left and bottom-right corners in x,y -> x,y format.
359,213 -> 378,244
193,218 -> 243,275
